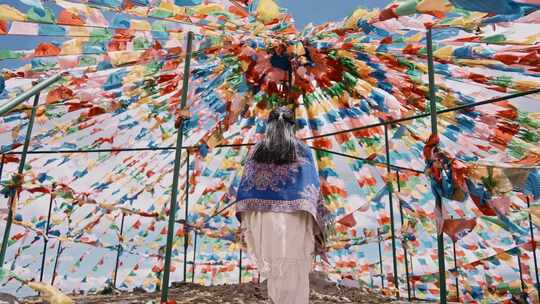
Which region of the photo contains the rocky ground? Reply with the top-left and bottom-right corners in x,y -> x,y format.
20,273 -> 414,304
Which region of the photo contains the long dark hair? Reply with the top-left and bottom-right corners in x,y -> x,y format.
252,106 -> 297,165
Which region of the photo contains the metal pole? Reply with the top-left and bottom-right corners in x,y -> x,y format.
6,146 -> 184,155
5,143 -> 246,156
2,78 -> 536,157
205,201 -> 238,222
304,87 -> 540,141
113,212 -> 125,288
39,183 -> 56,282
0,155 -> 5,183
183,152 -> 190,283
410,254 -> 416,299
51,241 -> 62,286
310,146 -> 423,174
0,74 -> 62,116
238,248 -> 243,284
396,171 -> 411,301
0,76 -> 534,156
191,231 -> 197,283
452,238 -> 460,302
526,197 -> 540,302
427,27 -> 447,304
0,83 -> 536,156
517,248 -> 526,292
0,93 -> 41,266
161,30 -> 194,303
383,125 -> 399,295
378,227 -> 385,289
288,56 -> 293,104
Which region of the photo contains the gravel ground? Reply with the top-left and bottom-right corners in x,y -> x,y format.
21,273 -> 413,304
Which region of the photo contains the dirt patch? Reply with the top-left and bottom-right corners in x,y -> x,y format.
22,273 -> 409,304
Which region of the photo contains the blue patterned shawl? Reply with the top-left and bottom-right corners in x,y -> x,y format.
235,142 -> 331,253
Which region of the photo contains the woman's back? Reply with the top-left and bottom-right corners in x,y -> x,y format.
234,106 -> 331,304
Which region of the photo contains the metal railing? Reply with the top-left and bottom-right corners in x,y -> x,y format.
0,74 -> 63,267
0,74 -> 63,116
0,27 -> 538,304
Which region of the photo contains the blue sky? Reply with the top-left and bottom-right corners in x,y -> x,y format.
279,0 -> 392,29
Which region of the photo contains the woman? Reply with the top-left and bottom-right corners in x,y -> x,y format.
234,106 -> 332,304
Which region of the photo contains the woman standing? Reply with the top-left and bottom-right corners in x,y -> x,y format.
234,106 -> 333,304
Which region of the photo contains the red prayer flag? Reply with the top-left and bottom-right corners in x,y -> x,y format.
443,218 -> 477,242
338,213 -> 356,228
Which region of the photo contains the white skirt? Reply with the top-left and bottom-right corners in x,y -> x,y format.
241,211 -> 315,304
